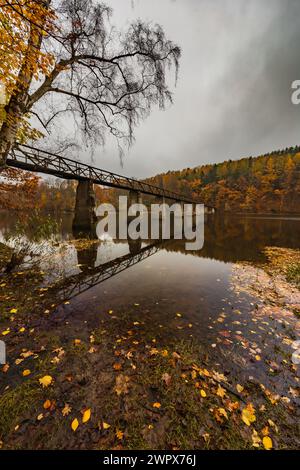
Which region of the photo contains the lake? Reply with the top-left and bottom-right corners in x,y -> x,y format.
0,210 -> 299,449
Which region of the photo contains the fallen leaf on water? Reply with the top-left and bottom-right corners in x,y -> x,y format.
39,375 -> 53,388
82,408 -> 91,423
71,418 -> 79,432
262,436 -> 273,450
22,369 -> 31,377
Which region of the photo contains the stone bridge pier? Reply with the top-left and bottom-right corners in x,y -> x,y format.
72,180 -> 97,236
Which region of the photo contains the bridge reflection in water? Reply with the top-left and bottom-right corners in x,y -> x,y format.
46,212 -> 300,306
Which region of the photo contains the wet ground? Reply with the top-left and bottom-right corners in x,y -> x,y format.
0,211 -> 299,449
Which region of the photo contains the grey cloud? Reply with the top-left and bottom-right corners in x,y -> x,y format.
42,0 -> 300,178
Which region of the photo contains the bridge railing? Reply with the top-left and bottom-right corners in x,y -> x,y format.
8,143 -> 203,205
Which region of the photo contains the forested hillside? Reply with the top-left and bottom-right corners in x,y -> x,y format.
146,146 -> 300,213
1,146 -> 300,214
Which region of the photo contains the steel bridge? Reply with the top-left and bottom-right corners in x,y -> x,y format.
7,143 -> 212,206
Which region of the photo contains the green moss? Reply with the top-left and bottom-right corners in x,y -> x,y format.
286,263 -> 300,288
0,380 -> 43,439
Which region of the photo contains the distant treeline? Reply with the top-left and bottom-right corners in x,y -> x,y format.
1,146 -> 300,213
145,146 -> 300,213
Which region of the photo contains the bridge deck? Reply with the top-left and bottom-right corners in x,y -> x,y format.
7,144 -> 210,206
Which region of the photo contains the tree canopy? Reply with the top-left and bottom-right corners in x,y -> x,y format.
0,0 -> 181,167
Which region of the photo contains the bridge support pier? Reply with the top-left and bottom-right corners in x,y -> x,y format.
128,190 -> 142,206
72,180 -> 97,237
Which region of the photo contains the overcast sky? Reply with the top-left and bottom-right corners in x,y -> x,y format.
53,0 -> 300,178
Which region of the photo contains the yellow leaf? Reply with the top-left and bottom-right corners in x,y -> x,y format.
62,404 -> 72,416
10,309 -> 18,314
2,330 -> 10,336
39,375 -> 53,387
242,404 -> 256,426
71,418 -> 79,432
116,429 -> 124,440
262,426 -> 269,436
255,355 -> 261,361
236,384 -> 244,393
103,422 -> 110,430
152,402 -> 161,408
74,339 -> 81,346
216,385 -> 226,398
200,390 -> 207,398
82,408 -> 91,423
262,436 -> 273,450
218,408 -> 228,419
19,327 -> 25,333
43,400 -> 51,409
22,369 -> 31,377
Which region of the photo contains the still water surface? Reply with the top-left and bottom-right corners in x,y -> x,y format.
1,211 -> 300,397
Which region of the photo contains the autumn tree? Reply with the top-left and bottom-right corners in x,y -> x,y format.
0,0 -> 181,168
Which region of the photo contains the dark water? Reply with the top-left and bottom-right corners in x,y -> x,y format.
1,210 -> 300,396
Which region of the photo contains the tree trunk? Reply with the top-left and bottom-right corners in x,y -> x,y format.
0,2 -> 51,171
0,98 -> 24,170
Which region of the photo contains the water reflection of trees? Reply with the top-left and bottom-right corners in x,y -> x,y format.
69,214 -> 300,273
